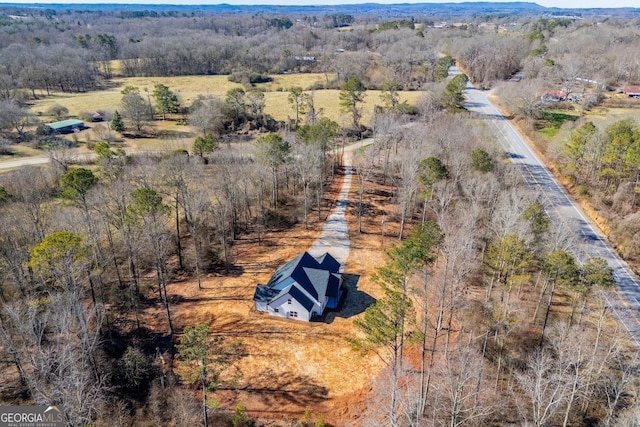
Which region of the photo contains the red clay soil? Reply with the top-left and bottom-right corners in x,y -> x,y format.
139,164 -> 398,425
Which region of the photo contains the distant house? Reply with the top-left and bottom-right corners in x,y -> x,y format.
541,90 -> 567,102
47,119 -> 84,134
624,86 -> 640,98
253,252 -> 343,322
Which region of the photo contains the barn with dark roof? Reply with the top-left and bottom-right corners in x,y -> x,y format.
253,251 -> 343,321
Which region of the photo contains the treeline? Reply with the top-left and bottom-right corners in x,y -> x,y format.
2,6 -> 640,424
0,110 -> 343,423
2,8 -> 640,98
448,17 -> 640,91
0,74 -> 501,425
348,110 -> 640,426
556,118 -> 640,264
0,6 -> 446,95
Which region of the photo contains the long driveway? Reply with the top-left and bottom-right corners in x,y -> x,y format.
306,138 -> 376,270
307,150 -> 353,270
462,79 -> 640,346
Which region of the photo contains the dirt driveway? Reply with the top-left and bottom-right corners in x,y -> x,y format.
146,139 -> 386,424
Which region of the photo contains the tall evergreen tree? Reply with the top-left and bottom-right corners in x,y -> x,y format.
152,83 -> 180,120
110,110 -> 125,133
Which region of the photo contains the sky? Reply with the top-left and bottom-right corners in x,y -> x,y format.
2,0 -> 639,9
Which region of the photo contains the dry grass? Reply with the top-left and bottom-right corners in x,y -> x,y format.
30,74 -> 425,128
25,75 -> 426,162
265,89 -> 424,126
135,161 -> 391,424
256,73 -> 332,92
0,144 -> 43,162
31,75 -> 245,119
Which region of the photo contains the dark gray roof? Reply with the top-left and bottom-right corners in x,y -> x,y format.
288,285 -> 315,312
254,251 -> 341,307
326,273 -> 341,298
265,252 -> 308,288
253,283 -> 279,303
303,267 -> 329,302
316,253 -> 340,272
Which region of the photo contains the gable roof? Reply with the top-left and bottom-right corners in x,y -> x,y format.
288,285 -> 315,312
316,252 -> 340,272
541,90 -> 567,100
47,119 -> 84,130
303,267 -> 329,302
254,251 -> 341,309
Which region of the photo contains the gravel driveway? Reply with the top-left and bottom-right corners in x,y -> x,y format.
307,150 -> 355,271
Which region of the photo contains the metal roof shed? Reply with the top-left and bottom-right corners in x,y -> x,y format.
47,119 -> 84,133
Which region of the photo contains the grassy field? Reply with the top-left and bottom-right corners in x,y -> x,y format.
30,74 -> 425,128
536,110 -> 579,139
31,75 -> 245,119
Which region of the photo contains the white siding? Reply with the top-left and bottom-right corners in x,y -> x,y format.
268,293 -> 311,322
255,301 -> 268,312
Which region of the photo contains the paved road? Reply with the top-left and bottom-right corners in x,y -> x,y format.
463,80 -> 640,347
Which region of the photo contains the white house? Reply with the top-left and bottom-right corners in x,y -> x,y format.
253,252 -> 343,322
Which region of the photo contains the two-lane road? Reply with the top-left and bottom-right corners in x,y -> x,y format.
463,81 -> 640,347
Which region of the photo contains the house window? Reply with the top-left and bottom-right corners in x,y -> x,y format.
288,299 -> 292,304
273,308 -> 279,313
290,311 -> 298,318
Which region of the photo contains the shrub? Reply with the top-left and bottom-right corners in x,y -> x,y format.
470,148 -> 494,172
231,402 -> 253,427
228,71 -> 272,87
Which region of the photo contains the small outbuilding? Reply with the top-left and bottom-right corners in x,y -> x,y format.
253,251 -> 343,322
47,119 -> 84,134
541,90 -> 567,102
624,86 -> 640,98
91,111 -> 105,122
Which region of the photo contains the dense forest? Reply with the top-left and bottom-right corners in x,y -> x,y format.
1,3 -> 640,426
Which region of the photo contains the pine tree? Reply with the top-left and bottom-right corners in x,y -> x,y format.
111,110 -> 125,133
152,83 -> 180,120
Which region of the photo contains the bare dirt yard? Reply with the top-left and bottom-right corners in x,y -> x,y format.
138,158 -> 398,425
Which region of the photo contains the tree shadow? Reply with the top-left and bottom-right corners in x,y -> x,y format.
169,293 -> 252,303
504,151 -> 524,159
316,273 -> 375,324
218,370 -> 329,409
0,149 -> 26,158
202,263 -> 246,279
153,129 -> 195,139
102,326 -> 173,360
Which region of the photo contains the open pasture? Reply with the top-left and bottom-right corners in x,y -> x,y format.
30,74 -> 425,127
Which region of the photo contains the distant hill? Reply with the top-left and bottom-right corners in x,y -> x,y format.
0,2 -> 638,18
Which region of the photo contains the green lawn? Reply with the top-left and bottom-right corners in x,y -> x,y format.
537,110 -> 579,139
